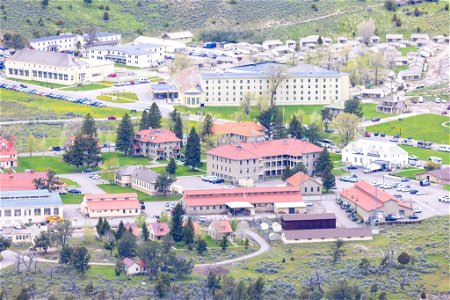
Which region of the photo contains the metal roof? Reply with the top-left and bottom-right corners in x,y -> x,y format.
6,48 -> 86,68
31,34 -> 78,43
226,201 -> 253,209
0,190 -> 62,208
150,83 -> 178,92
90,43 -> 162,56
273,202 -> 307,209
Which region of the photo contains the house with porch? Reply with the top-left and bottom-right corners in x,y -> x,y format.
376,94 -> 408,114
132,129 -> 182,160
208,219 -> 233,241
148,222 -> 171,240
123,257 -> 147,275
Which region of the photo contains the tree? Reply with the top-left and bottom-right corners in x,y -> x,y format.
330,113 -> 360,148
116,114 -> 134,155
266,65 -> 287,106
103,11 -> 109,21
183,218 -> 195,246
101,156 -> 120,183
100,219 -> 111,235
379,292 -> 387,300
174,112 -> 183,139
170,54 -> 192,74
142,222 -> 149,241
155,273 -> 171,298
115,221 -> 125,240
248,277 -> 265,300
117,231 -> 137,258
397,251 -> 411,265
96,217 -> 104,236
63,136 -> 86,169
171,203 -> 184,242
33,169 -> 63,192
420,291 -> 427,299
201,114 -> 214,140
115,259 -> 125,276
83,0 -> 93,5
282,165 -> 292,181
370,283 -> 378,294
288,115 -> 304,139
304,123 -> 322,145
292,162 -> 308,175
414,7 -> 420,17
358,19 -> 376,45
196,238 -> 207,254
241,93 -> 252,116
70,247 -> 90,277
315,148 -> 333,175
220,236 -> 228,251
26,134 -> 36,156
148,102 -> 162,129
330,239 -> 345,266
155,172 -> 176,196
3,33 -> 27,50
16,288 -> 30,300
81,113 -> 97,136
104,231 -> 115,255
244,238 -> 250,251
396,17 -> 402,27
326,280 -> 359,300
272,107 -> 286,139
206,271 -> 221,295
235,280 -> 249,300
52,219 -> 73,247
384,0 -> 397,11
171,255 -> 194,279
320,108 -> 334,130
59,245 -> 73,264
322,167 -> 335,191
184,127 -> 201,170
139,110 -> 149,130
166,158 -> 177,175
344,99 -> 363,117
317,35 -> 323,46
0,236 -> 12,254
41,0 -> 49,9
359,258 -> 371,275
34,231 -> 52,253
63,135 -> 100,168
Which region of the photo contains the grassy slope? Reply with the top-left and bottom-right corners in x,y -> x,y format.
97,184 -> 181,202
97,92 -> 139,103
366,114 -> 450,144
61,83 -> 111,91
60,194 -> 84,204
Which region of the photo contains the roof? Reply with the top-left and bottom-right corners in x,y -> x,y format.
84,193 -> 138,201
90,43 -> 162,56
0,190 -> 62,208
164,31 -> 193,40
173,67 -> 202,94
342,139 -> 407,156
30,34 -> 78,43
150,83 -> 178,92
131,168 -> 158,184
149,222 -> 171,236
209,220 -> 233,234
340,181 -> 411,212
206,139 -> 322,160
273,202 -> 307,209
263,39 -> 283,46
7,49 -> 86,68
286,171 -> 317,187
0,171 -> 64,191
281,213 -> 336,221
0,136 -> 16,155
225,201 -> 254,209
134,129 -> 181,144
115,165 -> 139,176
85,199 -> 140,211
125,222 -> 140,236
83,32 -> 120,39
123,257 -> 145,268
417,167 -> 450,181
386,34 -> 404,39
283,228 -> 373,240
212,121 -> 265,138
183,186 -> 302,207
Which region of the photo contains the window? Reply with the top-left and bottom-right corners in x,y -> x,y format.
4,209 -> 11,217
54,208 -> 59,215
44,208 -> 51,215
14,209 -> 21,216
34,208 -> 41,216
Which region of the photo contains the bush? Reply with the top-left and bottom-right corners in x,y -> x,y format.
384,0 -> 397,11
282,258 -> 286,263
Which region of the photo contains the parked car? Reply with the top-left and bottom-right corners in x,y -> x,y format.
52,146 -> 62,151
408,155 -> 418,161
304,201 -> 313,207
401,177 -> 409,182
380,132 -> 386,137
198,216 -> 207,223
107,115 -> 117,120
374,132 -> 379,136
385,215 -> 398,222
210,177 -> 224,184
419,180 -> 430,186
68,189 -> 81,194
409,214 -> 419,220
410,189 -> 419,194
412,205 -> 422,213
364,131 -> 371,137
372,117 -> 381,122
347,165 -> 358,170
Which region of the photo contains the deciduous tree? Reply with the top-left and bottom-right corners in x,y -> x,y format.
0,236 -> 12,253
34,231 -> 52,253
155,172 -> 176,196
52,219 -> 74,247
358,19 -> 376,45
330,112 -> 360,148
330,239 -> 345,266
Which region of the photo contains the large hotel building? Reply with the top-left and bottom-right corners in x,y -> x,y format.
179,62 -> 349,107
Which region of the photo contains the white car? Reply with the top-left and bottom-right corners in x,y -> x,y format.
304,201 -> 313,207
413,205 -> 422,213
438,195 -> 450,202
90,174 -> 101,179
416,191 -> 425,195
14,222 -> 23,230
198,216 -> 206,223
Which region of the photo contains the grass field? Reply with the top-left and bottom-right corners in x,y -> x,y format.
399,145 -> 450,165
366,114 -> 450,144
361,103 -> 390,120
114,63 -> 142,70
150,164 -> 206,176
406,82 -> 450,100
101,152 -> 153,167
7,78 -> 68,88
98,184 -> 181,202
59,177 -> 79,187
61,83 -> 112,91
97,92 -> 139,103
391,167 -> 425,179
0,90 -> 138,121
17,156 -> 95,174
399,46 -> 418,56
443,185 -> 450,191
60,193 -> 83,204
393,65 -> 409,75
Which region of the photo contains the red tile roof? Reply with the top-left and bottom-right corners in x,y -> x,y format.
123,257 -> 146,268
133,129 -> 181,144
286,171 -> 315,187
85,199 -> 140,211
0,171 -> 63,191
206,138 -> 322,160
183,186 -> 302,207
0,136 -> 17,155
125,222 -> 140,236
210,220 -> 233,234
212,122 -> 265,138
149,222 -> 171,236
84,193 -> 138,201
340,181 -> 411,212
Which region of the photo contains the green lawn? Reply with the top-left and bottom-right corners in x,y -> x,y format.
60,194 -> 83,204
114,63 -> 142,70
17,156 -> 95,174
1,90 -> 138,120
61,83 -> 111,91
149,76 -> 165,82
366,114 -> 450,144
102,152 -> 153,166
150,164 -> 206,176
443,185 -> 450,191
399,145 -> 450,165
97,92 -> 139,103
59,178 -> 79,187
393,65 -> 409,75
97,184 -> 181,202
391,167 -> 425,179
399,46 -> 418,56
332,168 -> 349,176
361,103 -> 390,120
7,78 -> 68,88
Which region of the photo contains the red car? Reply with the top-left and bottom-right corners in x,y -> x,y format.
107,116 -> 117,120
364,131 -> 371,137
441,111 -> 448,115
108,73 -> 117,78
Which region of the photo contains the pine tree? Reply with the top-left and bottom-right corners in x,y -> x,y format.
315,148 -> 333,176
288,115 -> 303,139
139,110 -> 149,130
103,11 -> 109,21
148,102 -> 162,129
96,217 -> 103,235
321,166 -> 335,192
83,135 -> 101,166
317,35 -> 323,45
183,218 -> 195,246
196,238 -> 207,254
116,114 -> 134,155
155,172 -> 176,196
220,236 -> 228,251
63,135 -> 85,168
171,203 -> 184,242
100,219 -> 110,236
184,127 -> 201,171
115,221 -> 125,240
70,246 -> 90,277
174,113 -> 183,140
142,222 -> 149,241
201,114 -> 214,140
166,158 -> 177,175
281,165 -> 292,181
272,107 -> 286,139
304,123 -> 322,145
81,113 -> 97,136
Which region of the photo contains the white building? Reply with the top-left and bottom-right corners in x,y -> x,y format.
133,36 -> 186,53
29,34 -> 82,52
262,39 -> 283,50
162,31 -> 193,43
80,193 -> 140,218
342,140 -> 408,170
88,43 -> 165,68
82,32 -> 121,48
0,190 -> 63,227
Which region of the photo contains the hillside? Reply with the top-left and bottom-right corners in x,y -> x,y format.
0,0 -> 449,43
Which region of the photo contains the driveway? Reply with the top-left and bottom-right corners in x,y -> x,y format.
0,250 -> 17,269
58,173 -> 105,194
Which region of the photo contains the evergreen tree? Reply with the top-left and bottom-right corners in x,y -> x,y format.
248,277 -> 265,300
183,218 -> 195,246
344,99 -> 363,117
288,115 -> 303,139
59,245 -> 73,264
103,11 -> 109,21
174,113 -> 183,140
171,203 -> 184,242
304,123 -> 322,145
317,35 -> 323,45
83,135 -> 101,166
81,113 -> 97,136
34,231 -> 52,253
139,110 -> 149,130
142,222 -> 149,241
0,236 -> 11,253
315,148 -> 333,175
148,102 -> 162,128
272,107 -> 286,139
321,166 -> 336,192
103,231 -> 115,255
99,219 -> 110,236
117,231 -> 137,258
16,288 -> 30,300
320,108 -> 334,130
116,114 -> 134,155
41,0 -> 49,9
166,158 -> 177,175
155,172 -> 176,196
63,135 -> 85,168
201,114 -> 214,140
115,221 -> 125,240
220,236 -> 228,251
184,127 -> 201,170
292,162 -> 308,175
169,109 -> 178,128
70,247 -> 90,277
96,217 -> 104,235
64,134 -> 100,168
258,109 -> 273,137
282,165 -> 292,181
196,238 -> 207,254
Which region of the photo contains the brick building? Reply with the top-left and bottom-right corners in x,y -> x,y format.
132,129 -> 182,160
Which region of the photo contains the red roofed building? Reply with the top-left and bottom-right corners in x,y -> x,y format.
286,171 -> 322,195
206,138 -> 323,183
182,186 -> 303,216
340,181 -> 413,222
0,171 -> 66,192
148,222 -> 171,240
80,193 -> 140,218
132,129 -> 182,160
212,121 -> 266,143
0,136 -> 17,169
123,257 -> 147,275
208,219 -> 233,240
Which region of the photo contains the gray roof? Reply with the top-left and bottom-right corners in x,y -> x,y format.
131,169 -> 158,184
83,32 -> 120,39
31,34 -> 78,43
116,165 -> 139,176
90,43 -> 161,56
283,227 -> 373,240
7,48 -> 86,68
281,213 -> 336,221
0,190 -> 62,209
151,83 -> 178,92
202,62 -> 344,79
419,167 -> 450,181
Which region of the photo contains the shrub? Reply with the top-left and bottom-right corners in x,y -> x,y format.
282,258 -> 286,263
384,0 -> 397,11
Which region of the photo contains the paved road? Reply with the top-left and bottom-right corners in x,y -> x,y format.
58,173 -> 106,194
0,250 -> 17,269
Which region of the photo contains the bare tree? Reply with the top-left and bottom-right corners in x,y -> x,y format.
358,20 -> 376,45
84,26 -> 97,48
15,251 -> 38,273
52,219 -> 74,248
330,113 -> 360,148
170,54 -> 191,74
369,51 -> 387,85
384,49 -> 397,69
330,239 -> 345,266
241,92 -> 252,116
266,65 -> 287,107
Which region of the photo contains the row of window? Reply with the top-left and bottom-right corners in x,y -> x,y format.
8,68 -> 71,81
205,96 -> 339,102
0,207 -> 58,217
205,78 -> 339,84
92,209 -> 138,213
